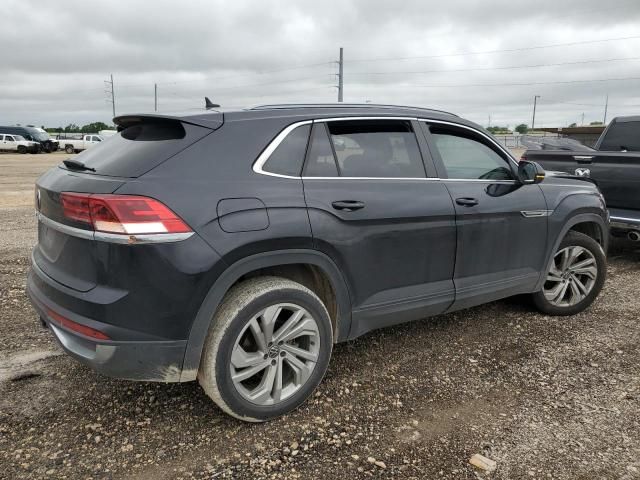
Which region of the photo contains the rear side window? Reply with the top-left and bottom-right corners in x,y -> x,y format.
67,120 -> 211,178
262,124 -> 310,176
599,121 -> 640,151
326,120 -> 425,178
429,125 -> 514,180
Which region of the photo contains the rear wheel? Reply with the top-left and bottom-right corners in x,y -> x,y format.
198,276 -> 333,422
17,145 -> 26,154
65,145 -> 74,154
532,231 -> 606,316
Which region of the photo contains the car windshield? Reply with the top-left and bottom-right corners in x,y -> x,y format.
31,131 -> 50,141
14,135 -> 26,141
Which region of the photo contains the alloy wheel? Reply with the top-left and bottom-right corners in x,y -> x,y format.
229,303 -> 321,406
543,246 -> 598,307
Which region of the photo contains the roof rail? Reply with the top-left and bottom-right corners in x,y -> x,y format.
249,103 -> 459,117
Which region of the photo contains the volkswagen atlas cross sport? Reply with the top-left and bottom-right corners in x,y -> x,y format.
27,104 -> 608,421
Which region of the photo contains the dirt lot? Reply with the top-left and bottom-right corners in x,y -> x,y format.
0,152 -> 639,479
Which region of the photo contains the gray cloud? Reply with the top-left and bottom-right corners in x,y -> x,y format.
2,0 -> 640,128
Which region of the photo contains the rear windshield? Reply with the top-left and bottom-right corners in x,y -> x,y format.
64,121 -> 211,177
599,121 -> 640,151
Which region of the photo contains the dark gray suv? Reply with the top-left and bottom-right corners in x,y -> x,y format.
27,104 -> 608,421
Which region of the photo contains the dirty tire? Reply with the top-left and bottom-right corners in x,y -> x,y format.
532,231 -> 606,316
17,145 -> 26,154
198,276 -> 333,422
65,145 -> 74,154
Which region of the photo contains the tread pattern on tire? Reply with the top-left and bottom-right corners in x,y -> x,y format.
197,276 -> 332,422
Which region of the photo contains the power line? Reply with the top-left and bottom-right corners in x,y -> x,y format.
399,75 -> 640,88
349,35 -> 640,63
156,61 -> 333,87
347,56 -> 640,76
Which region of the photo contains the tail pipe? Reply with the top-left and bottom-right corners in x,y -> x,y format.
628,231 -> 640,242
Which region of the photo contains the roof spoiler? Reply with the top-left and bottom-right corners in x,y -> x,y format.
113,112 -> 224,131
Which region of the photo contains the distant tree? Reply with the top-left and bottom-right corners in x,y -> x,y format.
487,126 -> 512,134
589,121 -> 603,126
568,123 -> 577,128
515,124 -> 528,134
81,121 -> 112,133
63,123 -> 81,133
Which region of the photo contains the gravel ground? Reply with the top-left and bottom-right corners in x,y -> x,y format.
0,152 -> 639,479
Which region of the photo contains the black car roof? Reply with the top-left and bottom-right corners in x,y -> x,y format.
115,103 -> 473,128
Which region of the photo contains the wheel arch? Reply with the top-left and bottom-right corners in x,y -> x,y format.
180,249 -> 352,381
535,212 -> 608,292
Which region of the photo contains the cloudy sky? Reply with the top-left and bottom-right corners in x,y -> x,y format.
3,0 -> 640,129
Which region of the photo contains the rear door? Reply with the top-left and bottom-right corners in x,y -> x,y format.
575,152 -> 640,210
422,121 -> 548,310
301,118 -> 456,336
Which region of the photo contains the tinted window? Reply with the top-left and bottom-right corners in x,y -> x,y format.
262,124 -> 311,176
429,126 -> 514,180
5,136 -> 14,142
67,120 -> 211,178
304,123 -> 339,177
326,120 -> 425,178
599,121 -> 640,151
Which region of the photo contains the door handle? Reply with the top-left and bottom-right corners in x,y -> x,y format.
455,197 -> 479,207
573,155 -> 594,164
332,200 -> 365,211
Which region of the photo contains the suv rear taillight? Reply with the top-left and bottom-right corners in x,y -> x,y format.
60,193 -> 192,235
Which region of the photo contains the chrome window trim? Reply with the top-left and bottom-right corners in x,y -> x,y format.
37,212 -> 194,245
252,120 -> 312,179
253,115 -> 521,182
303,176 -> 440,181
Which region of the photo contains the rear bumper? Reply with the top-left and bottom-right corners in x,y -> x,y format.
27,269 -> 187,382
609,208 -> 640,232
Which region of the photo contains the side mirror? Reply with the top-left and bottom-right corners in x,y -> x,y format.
518,160 -> 545,184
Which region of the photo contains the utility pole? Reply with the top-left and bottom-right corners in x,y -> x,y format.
581,112 -> 585,126
603,94 -> 609,124
488,114 -> 491,128
337,47 -> 344,102
531,95 -> 540,129
154,83 -> 158,112
105,74 -> 116,118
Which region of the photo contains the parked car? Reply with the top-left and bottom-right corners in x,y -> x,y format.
27,104 -> 608,421
0,126 -> 59,152
0,133 -> 40,153
522,116 -> 640,240
57,134 -> 103,154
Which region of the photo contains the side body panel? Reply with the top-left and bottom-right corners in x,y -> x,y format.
303,177 -> 457,338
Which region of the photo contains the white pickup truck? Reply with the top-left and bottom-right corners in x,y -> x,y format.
58,134 -> 103,154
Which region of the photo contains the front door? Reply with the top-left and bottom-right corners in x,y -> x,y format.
422,121 -> 548,310
302,119 -> 457,337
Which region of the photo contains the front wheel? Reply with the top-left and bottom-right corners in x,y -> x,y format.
532,231 -> 606,316
198,276 -> 333,422
17,145 -> 26,154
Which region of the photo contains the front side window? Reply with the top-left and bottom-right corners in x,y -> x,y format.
429,125 -> 514,180
262,124 -> 311,176
5,135 -> 14,142
326,120 -> 425,178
